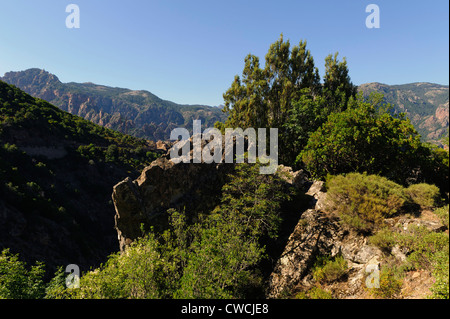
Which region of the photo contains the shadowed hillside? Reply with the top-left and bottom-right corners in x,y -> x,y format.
0,80 -> 159,272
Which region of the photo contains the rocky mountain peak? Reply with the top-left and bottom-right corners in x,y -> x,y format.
2,68 -> 61,88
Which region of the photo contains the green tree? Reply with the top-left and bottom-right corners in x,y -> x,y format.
222,55 -> 268,129
300,93 -> 424,185
221,35 -> 356,167
105,144 -> 118,162
222,34 -> 320,130
264,35 -> 321,128
322,52 -> 358,112
175,163 -> 292,298
175,213 -> 264,298
282,89 -> 328,165
217,163 -> 291,239
417,143 -> 449,195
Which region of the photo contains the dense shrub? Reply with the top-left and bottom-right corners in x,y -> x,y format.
368,228 -> 397,253
300,94 -> 423,185
325,173 -> 409,233
0,249 -> 46,299
312,255 -> 348,283
367,266 -> 403,299
397,225 -> 449,271
325,173 -> 443,233
433,205 -> 449,229
430,247 -> 449,299
405,183 -> 440,209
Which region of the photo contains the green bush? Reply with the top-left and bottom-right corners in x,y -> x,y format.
368,266 -> 403,299
300,94 -> 424,185
405,183 -> 440,209
295,286 -> 333,299
433,205 -> 449,229
325,173 -> 409,233
368,228 -> 397,253
312,255 -> 348,283
0,249 -> 46,299
397,225 -> 448,271
430,247 -> 449,299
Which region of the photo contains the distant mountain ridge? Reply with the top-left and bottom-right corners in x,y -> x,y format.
2,69 -> 447,144
0,69 -> 226,141
358,82 -> 449,143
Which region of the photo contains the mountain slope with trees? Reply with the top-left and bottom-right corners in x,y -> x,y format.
0,79 -> 159,273
358,82 -> 449,144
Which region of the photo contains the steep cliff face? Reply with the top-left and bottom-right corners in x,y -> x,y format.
1,69 -> 226,141
112,134 -> 259,251
113,155 -> 234,251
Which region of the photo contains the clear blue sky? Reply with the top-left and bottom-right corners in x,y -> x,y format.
0,0 -> 448,106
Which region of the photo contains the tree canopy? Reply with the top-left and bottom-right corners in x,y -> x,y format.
300,93 -> 449,192
220,34 -> 357,165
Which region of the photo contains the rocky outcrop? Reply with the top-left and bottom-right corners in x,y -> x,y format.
113,155 -> 234,251
266,208 -> 344,298
266,182 -> 447,299
111,137 -> 312,252
266,203 -> 391,298
112,135 -> 245,251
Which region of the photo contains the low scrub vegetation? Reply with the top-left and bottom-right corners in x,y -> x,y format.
325,173 -> 442,233
367,205 -> 449,299
312,255 -> 348,284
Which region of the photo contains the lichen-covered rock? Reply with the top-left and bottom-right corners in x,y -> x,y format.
266,207 -> 387,299
266,209 -> 344,298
